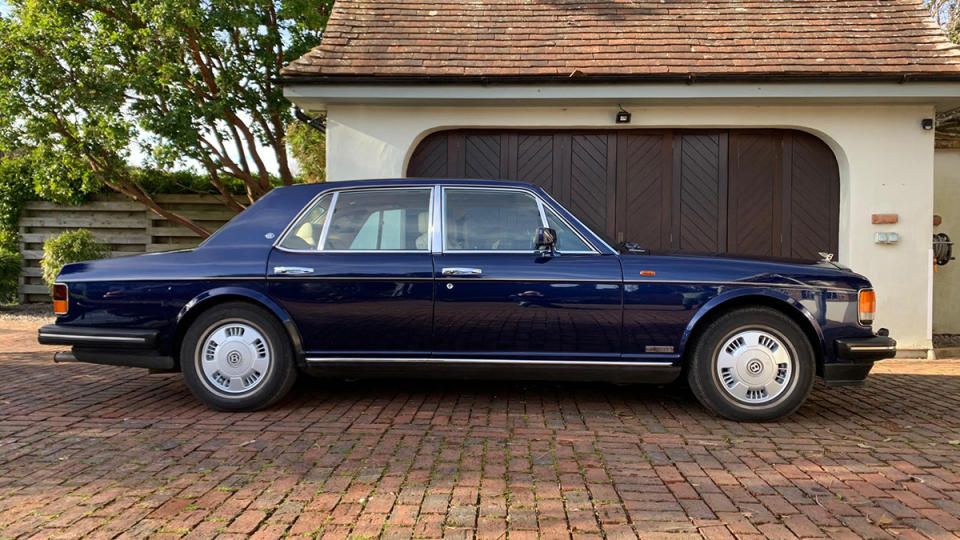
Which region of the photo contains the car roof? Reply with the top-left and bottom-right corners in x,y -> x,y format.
281,178 -> 543,196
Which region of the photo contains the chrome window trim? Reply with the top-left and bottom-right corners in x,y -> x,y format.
430,185 -> 442,254
275,186 -> 434,254
440,186 -> 600,255
539,190 -> 617,254
273,191 -> 332,251
317,191 -> 339,250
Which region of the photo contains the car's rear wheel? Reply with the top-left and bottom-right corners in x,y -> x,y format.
180,303 -> 297,411
687,307 -> 815,421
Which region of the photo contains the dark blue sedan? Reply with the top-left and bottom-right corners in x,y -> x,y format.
38,179 -> 896,420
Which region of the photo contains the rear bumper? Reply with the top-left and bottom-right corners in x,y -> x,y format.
823,334 -> 897,386
39,325 -> 174,371
38,325 -> 157,349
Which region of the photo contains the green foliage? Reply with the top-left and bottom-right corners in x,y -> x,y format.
0,249 -> 21,303
287,122 -> 326,183
41,230 -> 109,288
0,156 -> 34,252
0,0 -> 328,232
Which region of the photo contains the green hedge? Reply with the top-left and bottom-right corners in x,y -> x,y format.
41,229 -> 109,288
0,249 -> 21,304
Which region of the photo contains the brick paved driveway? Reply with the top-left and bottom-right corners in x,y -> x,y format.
1,329 -> 959,539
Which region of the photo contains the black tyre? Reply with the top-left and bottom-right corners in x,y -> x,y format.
687,307 -> 815,422
180,302 -> 297,411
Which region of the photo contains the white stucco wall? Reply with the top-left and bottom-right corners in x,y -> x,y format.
934,149 -> 960,335
322,103 -> 936,350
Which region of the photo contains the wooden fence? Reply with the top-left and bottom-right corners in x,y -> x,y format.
18,194 -> 236,303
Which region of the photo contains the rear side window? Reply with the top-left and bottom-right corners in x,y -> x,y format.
323,189 -> 431,251
278,194 -> 332,251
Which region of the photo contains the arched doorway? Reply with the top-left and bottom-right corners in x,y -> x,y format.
408,129 -> 840,260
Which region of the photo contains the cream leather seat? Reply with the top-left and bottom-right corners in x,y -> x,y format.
415,212 -> 429,250
295,222 -> 319,249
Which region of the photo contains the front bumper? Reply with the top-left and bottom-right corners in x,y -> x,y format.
823,333 -> 897,386
38,325 -> 174,371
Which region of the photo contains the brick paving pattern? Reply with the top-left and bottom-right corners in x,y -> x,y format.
0,348 -> 958,539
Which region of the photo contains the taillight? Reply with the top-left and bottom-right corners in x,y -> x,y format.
52,283 -> 68,315
858,289 -> 876,326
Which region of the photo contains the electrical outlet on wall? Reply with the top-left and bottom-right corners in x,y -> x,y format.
875,232 -> 900,244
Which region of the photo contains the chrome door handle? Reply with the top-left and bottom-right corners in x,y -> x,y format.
442,267 -> 483,276
273,266 -> 314,275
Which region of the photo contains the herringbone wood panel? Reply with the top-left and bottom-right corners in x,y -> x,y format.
408,129 -> 840,260
678,134 -> 723,253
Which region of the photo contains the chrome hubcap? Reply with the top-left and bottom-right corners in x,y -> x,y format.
200,323 -> 271,394
716,330 -> 793,404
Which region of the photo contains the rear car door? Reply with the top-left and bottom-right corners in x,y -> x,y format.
267,186 -> 435,357
432,186 -> 623,361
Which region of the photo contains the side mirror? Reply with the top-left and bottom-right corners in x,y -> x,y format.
535,227 -> 557,255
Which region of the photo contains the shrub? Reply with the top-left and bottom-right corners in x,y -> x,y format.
0,249 -> 21,304
41,229 -> 109,288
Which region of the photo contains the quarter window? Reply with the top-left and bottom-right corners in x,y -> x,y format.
544,206 -> 592,252
323,189 -> 431,251
278,193 -> 333,251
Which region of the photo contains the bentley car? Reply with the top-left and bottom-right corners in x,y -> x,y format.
38,179 -> 897,421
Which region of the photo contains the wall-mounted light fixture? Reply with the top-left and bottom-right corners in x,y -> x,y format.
922,118 -> 935,131
616,105 -> 632,124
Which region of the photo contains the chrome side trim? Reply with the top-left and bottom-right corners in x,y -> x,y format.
267,276 -> 434,281
39,333 -> 147,343
624,279 -> 859,292
845,345 -> 896,352
56,276 -> 267,283
305,357 -> 675,367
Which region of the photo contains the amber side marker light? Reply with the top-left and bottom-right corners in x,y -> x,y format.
858,289 -> 876,326
52,284 -> 68,315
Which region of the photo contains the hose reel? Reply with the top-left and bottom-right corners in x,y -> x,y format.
934,232 -> 954,266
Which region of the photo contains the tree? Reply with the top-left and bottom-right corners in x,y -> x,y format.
0,0 -> 334,237
927,0 -> 960,146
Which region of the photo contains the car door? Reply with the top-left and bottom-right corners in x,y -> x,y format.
432,186 -> 623,361
267,186 -> 435,357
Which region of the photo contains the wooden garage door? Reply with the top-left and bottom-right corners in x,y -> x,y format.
408,129 -> 839,260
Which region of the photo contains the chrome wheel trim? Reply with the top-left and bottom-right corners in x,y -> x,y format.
715,329 -> 794,405
198,322 -> 271,395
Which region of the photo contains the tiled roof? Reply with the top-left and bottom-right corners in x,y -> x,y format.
282,0 -> 960,81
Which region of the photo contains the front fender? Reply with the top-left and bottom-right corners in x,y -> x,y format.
677,287 -> 826,360
176,286 -> 305,362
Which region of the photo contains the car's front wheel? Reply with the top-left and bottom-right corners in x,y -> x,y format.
687,307 -> 815,421
180,302 -> 297,411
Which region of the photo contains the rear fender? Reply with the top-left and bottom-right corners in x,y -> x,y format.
176,287 -> 305,364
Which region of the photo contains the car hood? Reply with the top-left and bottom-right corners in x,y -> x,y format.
618,251 -> 870,291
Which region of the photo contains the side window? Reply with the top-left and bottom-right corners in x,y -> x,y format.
323,189 -> 431,251
445,189 -> 542,251
278,193 -> 332,250
544,206 -> 592,252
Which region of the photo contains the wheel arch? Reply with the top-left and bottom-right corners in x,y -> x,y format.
174,287 -> 305,367
679,289 -> 826,373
